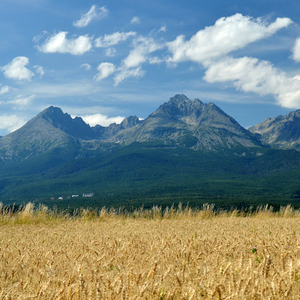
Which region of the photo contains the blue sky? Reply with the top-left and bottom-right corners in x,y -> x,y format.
0,0 -> 300,135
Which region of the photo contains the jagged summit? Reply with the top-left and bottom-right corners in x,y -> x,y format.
37,106 -> 141,141
111,94 -> 261,150
0,106 -> 78,162
40,106 -> 94,140
0,105 -> 142,162
0,95 -> 264,163
249,109 -> 300,149
153,94 -> 205,120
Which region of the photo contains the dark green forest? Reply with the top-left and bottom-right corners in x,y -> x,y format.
1,142 -> 300,211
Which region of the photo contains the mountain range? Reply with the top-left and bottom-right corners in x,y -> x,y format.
249,110 -> 300,149
1,94 -> 300,209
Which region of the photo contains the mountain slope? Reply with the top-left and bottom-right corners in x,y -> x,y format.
111,94 -> 262,151
249,110 -> 300,149
0,95 -> 263,166
92,115 -> 142,139
1,142 -> 300,209
42,106 -> 142,141
0,107 -> 141,164
0,95 -> 300,206
0,107 -> 81,163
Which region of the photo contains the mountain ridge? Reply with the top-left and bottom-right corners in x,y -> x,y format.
0,106 -> 142,163
0,94 -> 264,164
0,94 -> 300,206
1,94 -> 300,163
249,109 -> 300,149
109,94 -> 262,151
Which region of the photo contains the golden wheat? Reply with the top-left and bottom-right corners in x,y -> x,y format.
0,203 -> 300,299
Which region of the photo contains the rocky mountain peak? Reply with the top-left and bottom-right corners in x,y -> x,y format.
158,94 -> 205,119
39,106 -> 93,140
111,95 -> 261,150
0,95 -> 266,164
153,95 -> 245,133
249,109 -> 300,149
120,116 -> 141,129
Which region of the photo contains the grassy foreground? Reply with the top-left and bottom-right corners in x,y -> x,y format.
1,203 -> 300,299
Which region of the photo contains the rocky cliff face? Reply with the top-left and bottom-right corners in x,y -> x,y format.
0,106 -> 141,162
0,107 -> 78,162
111,94 -> 261,150
0,94 -> 264,163
249,110 -> 300,149
93,115 -> 142,139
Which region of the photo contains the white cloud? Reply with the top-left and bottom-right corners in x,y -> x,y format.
0,85 -> 11,95
113,36 -> 162,85
32,31 -> 48,43
204,56 -> 282,94
33,65 -> 44,78
92,35 -> 162,85
114,67 -> 144,86
158,26 -> 167,33
203,56 -> 300,108
167,14 -> 292,64
105,48 -> 116,57
149,56 -> 164,64
131,16 -> 140,24
81,113 -> 125,127
73,5 -> 108,28
2,57 -> 34,81
9,95 -> 35,107
0,114 -> 26,133
292,37 -> 300,62
94,62 -> 116,81
161,13 -> 300,109
123,36 -> 162,68
38,31 -> 93,55
95,31 -> 136,48
81,63 -> 91,71
275,76 -> 300,108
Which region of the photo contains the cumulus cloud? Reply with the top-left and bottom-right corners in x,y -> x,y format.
92,34 -> 162,85
161,13 -> 300,108
38,31 -> 92,55
81,113 -> 125,127
112,36 -> 162,85
95,31 -> 136,48
203,56 -> 300,108
73,5 -> 108,28
204,56 -> 282,94
114,67 -> 144,86
94,62 -> 116,81
167,13 -> 292,64
0,114 -> 26,133
1,57 -> 34,81
65,12 -> 298,109
122,36 -> 162,68
131,16 -> 140,24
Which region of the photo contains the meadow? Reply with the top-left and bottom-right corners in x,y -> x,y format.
0,203 -> 300,299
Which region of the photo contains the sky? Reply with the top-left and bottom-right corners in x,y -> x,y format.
0,0 -> 300,135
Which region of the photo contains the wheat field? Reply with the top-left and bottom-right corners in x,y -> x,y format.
1,203 -> 300,299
